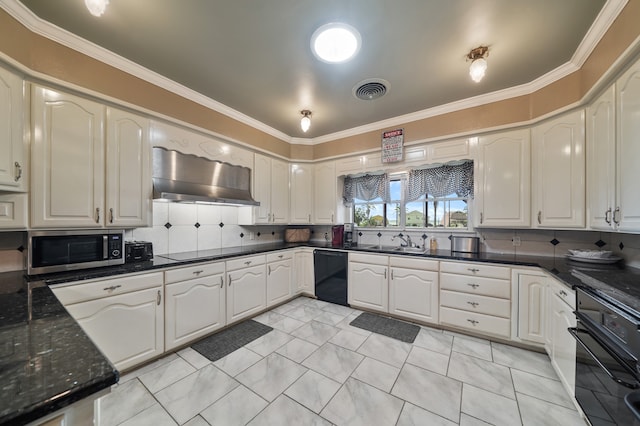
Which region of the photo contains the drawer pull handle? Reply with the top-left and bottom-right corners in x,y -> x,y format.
559,290 -> 568,297
467,283 -> 480,289
95,207 -> 100,223
278,255 -> 284,259
109,208 -> 114,224
391,269 -> 394,280
537,210 -> 542,225
467,268 -> 480,273
268,265 -> 272,275
220,276 -> 223,286
244,261 -> 252,265
14,162 -> 22,182
193,270 -> 204,275
467,301 -> 479,308
157,290 -> 161,305
103,285 -> 121,292
228,274 -> 232,286
605,207 -> 612,225
467,319 -> 479,326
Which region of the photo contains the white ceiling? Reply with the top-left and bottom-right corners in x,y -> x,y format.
12,0 -> 615,140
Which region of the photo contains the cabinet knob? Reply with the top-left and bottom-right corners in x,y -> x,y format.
467,319 -> 479,326
103,284 -> 121,292
467,283 -> 480,289
559,290 -> 568,297
14,162 -> 22,182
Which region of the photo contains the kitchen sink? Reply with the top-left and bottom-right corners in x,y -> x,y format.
392,246 -> 427,254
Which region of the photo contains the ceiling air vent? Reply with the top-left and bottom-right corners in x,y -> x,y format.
353,78 -> 389,100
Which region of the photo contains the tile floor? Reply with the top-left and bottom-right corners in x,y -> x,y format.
95,296 -> 587,426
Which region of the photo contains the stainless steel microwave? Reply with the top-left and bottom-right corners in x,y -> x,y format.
27,230 -> 125,275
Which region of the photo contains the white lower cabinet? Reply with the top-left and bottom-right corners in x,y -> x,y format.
389,256 -> 439,324
226,255 -> 266,324
515,270 -> 547,345
266,251 -> 293,307
439,261 -> 512,339
164,262 -> 226,351
53,272 -> 164,371
348,253 -> 389,313
294,249 -> 314,295
546,278 -> 577,396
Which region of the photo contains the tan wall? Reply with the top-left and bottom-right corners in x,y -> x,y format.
1,2 -> 639,162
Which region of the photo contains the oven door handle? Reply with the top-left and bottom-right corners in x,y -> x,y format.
569,327 -> 640,390
625,391 -> 640,421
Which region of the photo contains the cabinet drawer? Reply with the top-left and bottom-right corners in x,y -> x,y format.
389,256 -> 438,271
226,254 -> 265,271
440,261 -> 510,279
440,306 -> 511,338
350,252 -> 387,264
164,262 -> 224,284
51,272 -> 164,305
549,280 -> 576,310
266,251 -> 293,263
440,273 -> 510,299
440,290 -> 510,318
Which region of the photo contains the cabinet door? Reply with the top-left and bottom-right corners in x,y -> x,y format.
270,158 -> 290,223
294,250 -> 314,295
0,66 -> 25,190
389,267 -> 438,324
532,110 -> 585,228
0,193 -> 27,229
476,129 -> 530,227
551,293 -> 577,396
106,108 -> 152,228
165,273 -> 226,350
616,62 -> 640,231
289,164 -> 313,224
348,261 -> 388,312
227,264 -> 266,323
314,162 -> 336,224
65,286 -> 164,371
267,258 -> 292,306
253,153 -> 271,223
517,273 -> 546,344
31,86 -> 105,228
587,86 -> 616,230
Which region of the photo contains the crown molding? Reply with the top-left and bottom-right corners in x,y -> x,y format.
0,0 -> 626,147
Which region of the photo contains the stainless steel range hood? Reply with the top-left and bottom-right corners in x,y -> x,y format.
152,147 -> 260,206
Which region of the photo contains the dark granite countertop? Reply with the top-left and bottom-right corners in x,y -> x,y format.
5,240 -> 639,424
0,271 -> 118,426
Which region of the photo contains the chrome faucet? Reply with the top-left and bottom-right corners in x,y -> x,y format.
392,234 -> 413,247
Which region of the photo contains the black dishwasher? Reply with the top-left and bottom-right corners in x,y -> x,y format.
313,250 -> 348,306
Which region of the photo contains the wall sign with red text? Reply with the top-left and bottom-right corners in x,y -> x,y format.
381,128 -> 404,163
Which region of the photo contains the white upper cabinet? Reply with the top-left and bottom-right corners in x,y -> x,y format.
313,161 -> 336,224
106,108 -> 152,227
616,60 -> 640,232
289,163 -> 313,224
0,66 -> 26,191
475,129 -> 531,228
31,86 -> 153,229
532,110 -> 585,228
241,153 -> 289,224
31,86 -> 106,228
587,85 -> 616,230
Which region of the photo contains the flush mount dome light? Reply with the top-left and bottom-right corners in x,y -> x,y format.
311,23 -> 361,63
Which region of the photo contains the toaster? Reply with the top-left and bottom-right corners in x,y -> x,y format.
125,241 -> 154,262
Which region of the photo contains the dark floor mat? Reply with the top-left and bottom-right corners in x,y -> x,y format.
191,319 -> 273,362
349,312 -> 420,343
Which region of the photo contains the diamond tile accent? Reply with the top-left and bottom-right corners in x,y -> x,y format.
358,232 -> 363,237
257,232 -> 261,237
620,242 -> 625,250
550,238 -> 560,246
194,222 -> 201,229
272,231 -> 275,236
398,233 -> 404,237
377,232 -> 382,238
421,234 -> 427,240
240,233 -> 245,238
219,222 -> 224,228
164,222 -> 172,229
595,239 -> 606,248
16,245 -> 24,252
448,235 -> 452,240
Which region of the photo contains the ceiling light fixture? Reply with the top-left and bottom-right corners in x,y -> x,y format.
300,110 -> 312,132
85,0 -> 109,17
311,23 -> 361,64
467,46 -> 489,83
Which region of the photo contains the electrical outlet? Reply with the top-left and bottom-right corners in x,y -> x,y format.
512,236 -> 521,246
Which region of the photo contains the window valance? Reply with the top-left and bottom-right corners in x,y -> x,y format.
342,173 -> 390,206
406,160 -> 474,202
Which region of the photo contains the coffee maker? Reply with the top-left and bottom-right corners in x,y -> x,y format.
343,223 -> 357,248
331,225 -> 344,247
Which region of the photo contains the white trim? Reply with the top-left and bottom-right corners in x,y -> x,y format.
0,0 -> 629,146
